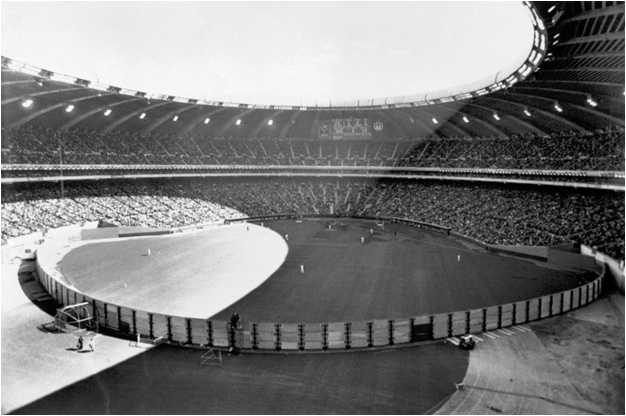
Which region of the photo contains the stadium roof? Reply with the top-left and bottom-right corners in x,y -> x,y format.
1,1 -> 624,139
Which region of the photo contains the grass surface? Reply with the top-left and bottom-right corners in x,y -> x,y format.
61,218 -> 587,324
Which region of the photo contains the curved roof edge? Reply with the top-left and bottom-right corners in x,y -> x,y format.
1,2 -> 547,112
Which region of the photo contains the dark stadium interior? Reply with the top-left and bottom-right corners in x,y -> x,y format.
1,1 -> 624,415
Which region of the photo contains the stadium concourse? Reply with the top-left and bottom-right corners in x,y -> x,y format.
1,1 -> 625,415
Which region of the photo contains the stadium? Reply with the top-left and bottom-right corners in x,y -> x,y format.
1,1 -> 624,415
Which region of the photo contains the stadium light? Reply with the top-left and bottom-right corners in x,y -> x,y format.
173,115 -> 179,122
236,119 -> 241,125
22,99 -> 33,108
432,118 -> 438,124
66,105 -> 74,112
204,118 -> 210,124
548,5 -> 556,12
139,113 -> 146,119
104,109 -> 112,116
523,107 -> 531,117
493,113 -> 500,121
462,115 -> 469,123
554,102 -> 563,112
268,119 -> 273,126
586,95 -> 598,107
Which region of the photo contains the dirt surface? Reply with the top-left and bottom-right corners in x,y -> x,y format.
532,292 -> 625,415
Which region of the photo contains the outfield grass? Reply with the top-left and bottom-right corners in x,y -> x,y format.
61,218 -> 587,324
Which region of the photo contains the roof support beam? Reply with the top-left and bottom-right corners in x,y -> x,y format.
178,107 -> 227,136
474,97 -> 548,136
212,109 -> 255,137
560,4 -> 625,24
248,110 -> 283,138
102,101 -> 172,133
141,105 -> 199,135
557,31 -> 624,46
1,87 -> 83,105
59,98 -> 143,131
414,107 -> 470,138
278,111 -> 302,139
538,66 -> 624,73
568,103 -> 625,126
525,79 -> 624,87
509,85 -> 625,104
7,95 -> 98,130
500,92 -> 592,133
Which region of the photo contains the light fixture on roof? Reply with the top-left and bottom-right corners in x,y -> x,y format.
267,119 -> 273,126
173,115 -> 179,122
462,115 -> 469,123
236,119 -> 241,125
586,95 -> 598,107
432,118 -> 438,124
104,109 -> 112,116
22,99 -> 33,108
66,104 -> 74,112
554,102 -> 563,112
204,118 -> 210,124
523,107 -> 531,117
140,113 -> 146,119
493,113 -> 500,121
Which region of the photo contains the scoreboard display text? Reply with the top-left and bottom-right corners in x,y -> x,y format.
318,118 -> 373,140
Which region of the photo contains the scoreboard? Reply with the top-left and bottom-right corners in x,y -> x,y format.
318,118 -> 372,140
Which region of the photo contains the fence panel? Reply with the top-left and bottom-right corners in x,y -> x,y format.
540,296 -> 552,319
281,324 -> 299,350
393,319 -> 411,344
135,311 -> 151,337
152,314 -> 169,339
351,321 -> 369,348
212,320 -> 230,348
256,323 -> 276,350
451,312 -> 466,337
580,285 -> 589,306
514,301 -> 528,324
372,320 -> 390,347
327,322 -> 345,349
190,319 -> 208,345
119,307 -> 134,334
551,293 -> 563,316
485,306 -> 499,331
432,314 -> 449,339
528,299 -> 540,322
304,324 -> 324,350
170,316 -> 188,343
572,288 -> 581,309
469,309 -> 483,334
501,304 -> 513,327
94,300 -> 106,327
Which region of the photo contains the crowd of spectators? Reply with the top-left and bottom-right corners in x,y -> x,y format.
2,177 -> 623,262
2,126 -> 623,171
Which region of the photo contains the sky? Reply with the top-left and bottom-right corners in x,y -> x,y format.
1,1 -> 534,106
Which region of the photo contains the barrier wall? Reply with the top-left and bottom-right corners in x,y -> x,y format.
34,218 -> 608,352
